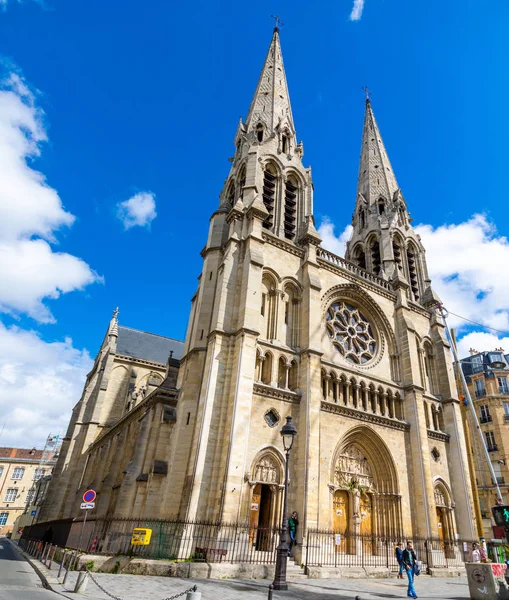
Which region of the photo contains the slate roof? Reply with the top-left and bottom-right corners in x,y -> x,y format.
116,326 -> 184,364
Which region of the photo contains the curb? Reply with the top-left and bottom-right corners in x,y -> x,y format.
8,540 -> 70,597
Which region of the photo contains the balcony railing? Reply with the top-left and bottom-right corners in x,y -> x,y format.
487,444 -> 499,453
496,477 -> 505,484
475,389 -> 486,398
505,414 -> 509,422
480,415 -> 492,424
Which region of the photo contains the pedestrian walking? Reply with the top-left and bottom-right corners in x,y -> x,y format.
401,540 -> 418,598
395,542 -> 404,578
288,511 -> 298,556
471,542 -> 481,563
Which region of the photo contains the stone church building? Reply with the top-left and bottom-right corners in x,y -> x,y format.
40,28 -> 477,551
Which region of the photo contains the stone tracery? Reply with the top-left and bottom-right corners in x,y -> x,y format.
326,301 -> 377,364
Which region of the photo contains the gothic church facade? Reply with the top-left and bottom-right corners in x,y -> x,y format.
41,28 -> 476,549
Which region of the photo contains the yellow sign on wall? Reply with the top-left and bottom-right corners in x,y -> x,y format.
131,528 -> 152,546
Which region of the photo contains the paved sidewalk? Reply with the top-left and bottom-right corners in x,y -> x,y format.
19,549 -> 470,600
56,572 -> 471,600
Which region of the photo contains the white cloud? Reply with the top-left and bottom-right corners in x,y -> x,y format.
349,0 -> 365,21
318,217 -> 352,257
318,214 -> 509,358
415,214 -> 509,337
0,322 -> 93,447
0,72 -> 102,322
116,192 -> 157,230
0,70 -> 101,447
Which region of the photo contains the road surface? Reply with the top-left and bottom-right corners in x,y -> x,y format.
0,537 -> 58,599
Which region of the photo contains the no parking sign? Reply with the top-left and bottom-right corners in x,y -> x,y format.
83,489 -> 96,503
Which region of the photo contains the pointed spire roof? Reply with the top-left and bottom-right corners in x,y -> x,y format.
108,307 -> 119,338
245,28 -> 296,138
356,99 -> 399,205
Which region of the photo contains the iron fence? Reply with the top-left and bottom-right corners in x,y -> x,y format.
24,517 -> 282,564
305,530 -> 475,570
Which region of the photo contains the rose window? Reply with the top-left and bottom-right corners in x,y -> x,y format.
326,302 -> 377,364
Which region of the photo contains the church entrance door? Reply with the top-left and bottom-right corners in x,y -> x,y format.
333,490 -> 348,552
250,483 -> 273,551
436,507 -> 444,543
360,494 -> 373,554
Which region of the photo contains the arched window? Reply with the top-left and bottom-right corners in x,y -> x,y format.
359,209 -> 366,229
283,285 -> 299,348
284,177 -> 298,240
226,180 -> 235,207
255,349 -> 263,382
282,134 -> 289,153
353,245 -> 366,269
261,352 -> 273,385
278,357 -> 287,389
261,273 -> 277,339
238,166 -> 246,202
392,239 -> 403,273
378,199 -> 385,215
370,239 -> 381,275
256,123 -> 264,143
424,343 -> 438,395
288,361 -> 298,392
406,244 -> 421,301
262,164 -> 277,230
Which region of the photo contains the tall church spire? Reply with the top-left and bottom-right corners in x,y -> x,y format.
356,98 -> 399,206
346,99 -> 431,304
244,27 -> 296,141
215,26 -> 314,244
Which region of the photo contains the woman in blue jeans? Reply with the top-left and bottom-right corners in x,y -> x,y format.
401,540 -> 418,598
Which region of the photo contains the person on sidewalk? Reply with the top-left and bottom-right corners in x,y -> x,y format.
471,542 -> 481,563
401,540 -> 418,598
395,542 -> 404,578
288,512 -> 299,557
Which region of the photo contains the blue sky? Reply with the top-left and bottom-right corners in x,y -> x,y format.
1,0 -> 509,446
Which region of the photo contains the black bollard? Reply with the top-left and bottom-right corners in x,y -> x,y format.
268,583 -> 274,600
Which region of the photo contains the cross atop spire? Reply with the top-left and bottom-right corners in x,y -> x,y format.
270,14 -> 284,31
244,26 -> 296,140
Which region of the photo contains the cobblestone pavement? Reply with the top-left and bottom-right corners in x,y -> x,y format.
54,571 -> 470,600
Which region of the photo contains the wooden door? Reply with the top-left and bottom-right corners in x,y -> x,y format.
333,491 -> 348,552
360,494 -> 373,554
249,484 -> 261,547
436,508 -> 444,542
257,485 -> 273,551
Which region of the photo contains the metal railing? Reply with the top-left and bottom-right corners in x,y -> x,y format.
23,518 -> 282,564
305,531 -> 474,571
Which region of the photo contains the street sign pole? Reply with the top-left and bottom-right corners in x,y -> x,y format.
77,510 -> 88,554
77,489 -> 96,553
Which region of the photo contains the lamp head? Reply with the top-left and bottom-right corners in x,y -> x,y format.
280,416 -> 297,452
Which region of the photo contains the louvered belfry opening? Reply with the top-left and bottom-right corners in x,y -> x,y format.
284,179 -> 297,239
262,167 -> 276,230
371,240 -> 381,275
407,249 -> 419,300
393,241 -> 402,272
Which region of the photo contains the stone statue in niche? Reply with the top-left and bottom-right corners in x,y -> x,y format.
334,444 -> 374,490
254,455 -> 278,483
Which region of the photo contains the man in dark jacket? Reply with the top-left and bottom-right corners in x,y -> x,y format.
395,542 -> 404,578
401,540 -> 418,598
288,512 -> 298,556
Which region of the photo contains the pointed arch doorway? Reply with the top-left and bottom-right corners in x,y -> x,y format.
330,426 -> 402,554
249,451 -> 284,551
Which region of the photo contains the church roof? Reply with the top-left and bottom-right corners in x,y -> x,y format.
116,326 -> 184,364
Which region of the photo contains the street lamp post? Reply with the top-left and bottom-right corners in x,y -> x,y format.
272,416 -> 297,591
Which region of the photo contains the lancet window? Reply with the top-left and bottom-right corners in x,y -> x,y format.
262,164 -> 277,230
284,178 -> 298,240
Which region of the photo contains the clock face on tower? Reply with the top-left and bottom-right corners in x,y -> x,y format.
326,301 -> 377,365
